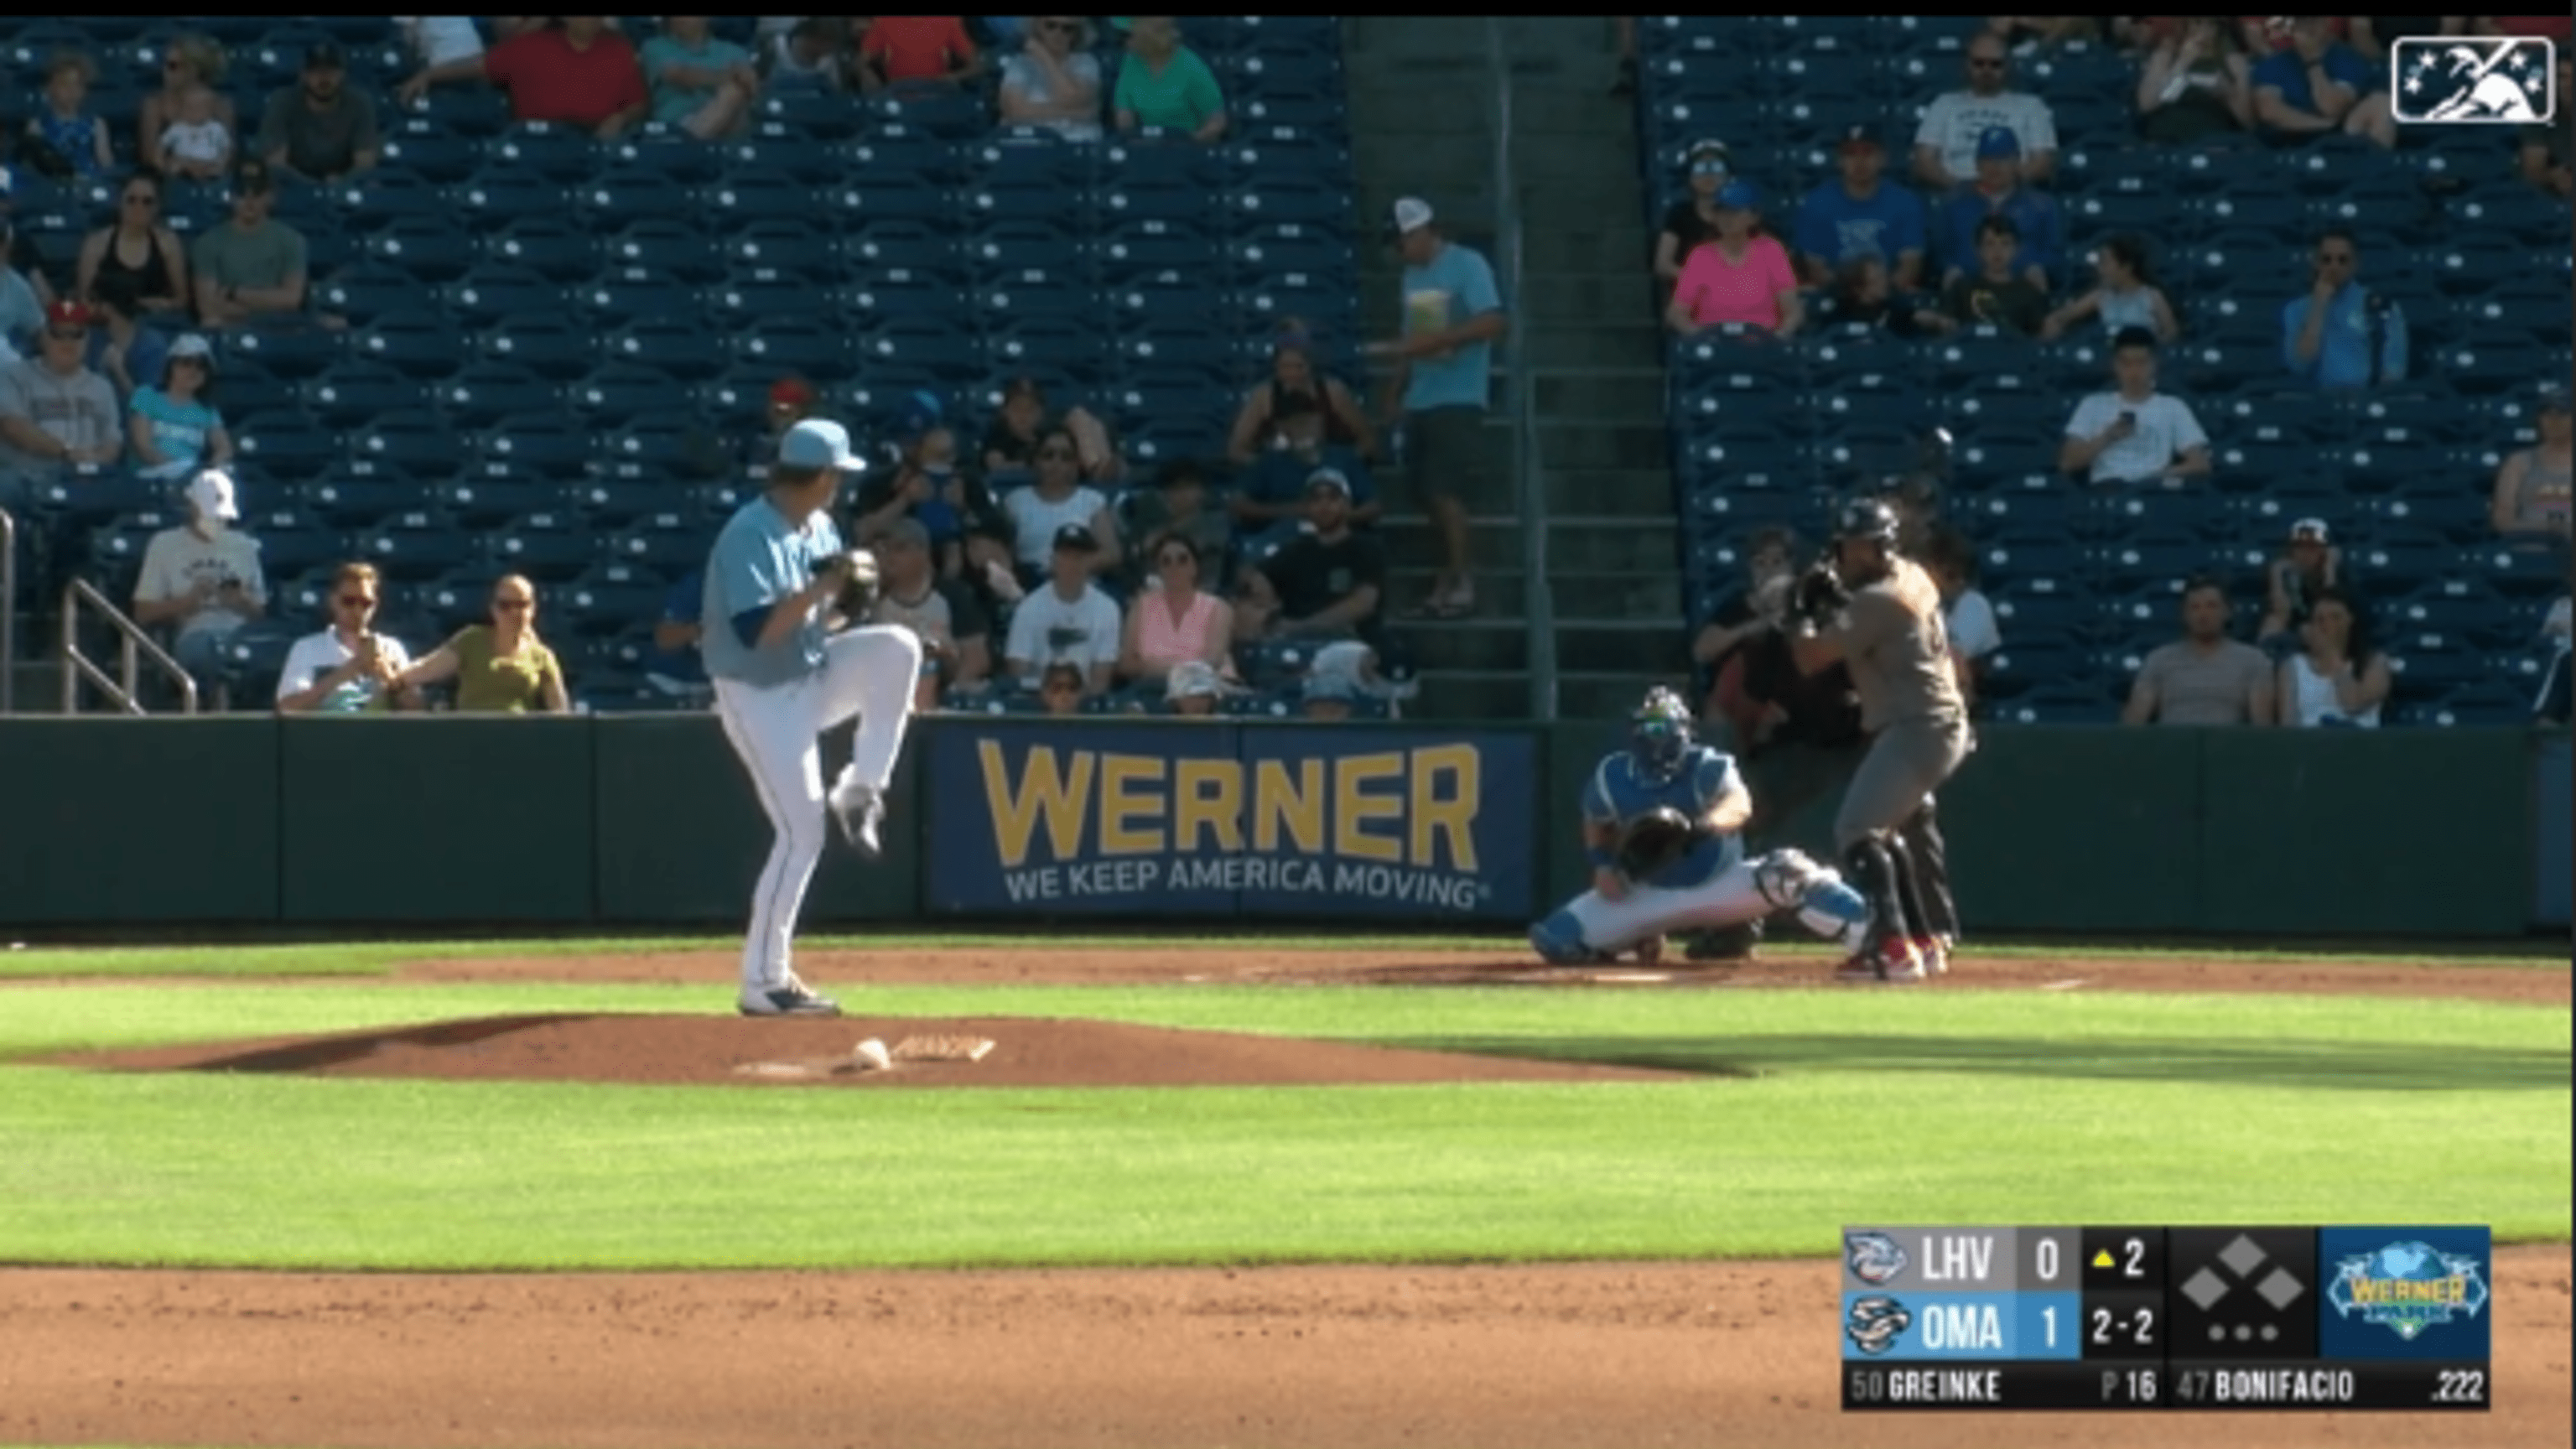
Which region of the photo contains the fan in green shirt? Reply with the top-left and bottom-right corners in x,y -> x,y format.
392,575 -> 572,714
1114,17 -> 1227,142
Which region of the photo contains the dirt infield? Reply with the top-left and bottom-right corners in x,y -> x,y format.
55,1012 -> 1700,1089
0,1250 -> 2563,1449
381,944 -> 2573,1005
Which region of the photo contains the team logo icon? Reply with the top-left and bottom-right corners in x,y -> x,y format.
1845,1232 -> 1909,1287
1845,1296 -> 1912,1356
2326,1242 -> 2490,1342
2392,37 -> 2557,124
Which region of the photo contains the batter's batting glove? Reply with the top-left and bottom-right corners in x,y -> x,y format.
1794,564 -> 1849,626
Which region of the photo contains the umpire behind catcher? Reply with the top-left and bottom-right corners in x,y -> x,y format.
1787,499 -> 1971,983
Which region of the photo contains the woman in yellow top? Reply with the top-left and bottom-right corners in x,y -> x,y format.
393,574 -> 572,713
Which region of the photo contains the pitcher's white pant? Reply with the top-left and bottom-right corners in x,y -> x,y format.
1529,849 -> 1870,963
713,626 -> 923,993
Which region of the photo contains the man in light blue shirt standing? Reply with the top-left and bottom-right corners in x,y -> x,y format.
1366,196 -> 1506,619
704,418 -> 924,1018
2280,229 -> 2407,390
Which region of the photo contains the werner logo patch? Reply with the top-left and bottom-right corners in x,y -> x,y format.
2392,37 -> 2557,124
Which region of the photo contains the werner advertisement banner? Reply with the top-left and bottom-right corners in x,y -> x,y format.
922,719 -> 1540,922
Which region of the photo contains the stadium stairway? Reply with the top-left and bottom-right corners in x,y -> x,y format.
1344,15 -> 1533,720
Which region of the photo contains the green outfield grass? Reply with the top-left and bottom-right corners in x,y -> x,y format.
0,932 -> 2564,979
0,978 -> 2563,1270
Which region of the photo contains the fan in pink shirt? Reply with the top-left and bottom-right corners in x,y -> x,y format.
1665,179 -> 1805,337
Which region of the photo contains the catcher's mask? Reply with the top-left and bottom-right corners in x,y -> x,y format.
1629,687 -> 1695,782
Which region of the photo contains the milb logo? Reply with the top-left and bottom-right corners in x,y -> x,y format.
2391,37 -> 2558,124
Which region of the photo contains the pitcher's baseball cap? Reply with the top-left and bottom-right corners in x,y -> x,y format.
777,418 -> 866,472
1975,126 -> 2023,160
187,468 -> 240,522
1389,196 -> 1434,236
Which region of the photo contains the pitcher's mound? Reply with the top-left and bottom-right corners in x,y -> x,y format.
61,1015 -> 1701,1090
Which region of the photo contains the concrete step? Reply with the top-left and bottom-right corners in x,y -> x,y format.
1559,671 -> 1679,721
1555,621 -> 1688,674
1411,671 -> 1535,723
1549,517 -> 1685,574
1541,465 -> 1675,516
1550,569 -> 1682,621
1383,561 -> 1533,620
1387,616 -> 1530,673
1522,226 -> 1654,276
1530,367 -> 1665,423
1523,323 -> 1663,371
1376,516 -> 1548,580
1535,418 -> 1673,472
1520,273 -> 1669,327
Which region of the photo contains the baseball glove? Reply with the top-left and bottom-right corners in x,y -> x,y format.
1793,563 -> 1850,626
1615,807 -> 1704,884
830,550 -> 881,619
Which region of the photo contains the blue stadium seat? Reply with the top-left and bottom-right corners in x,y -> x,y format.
602,517 -> 712,574
2339,431 -> 2448,493
970,130 -> 1089,188
1949,389 -> 2063,436
473,312 -> 596,382
345,411 -> 460,480
220,323 -> 345,380
484,519 -> 598,584
570,363 -> 695,426
485,216 -> 600,283
430,473 -> 552,529
2438,331 -> 2553,396
1957,480 -> 2080,535
704,274 -> 817,325
1112,315 -> 1234,372
596,420 -> 717,484
2092,530 -> 2211,590
433,263 -> 561,330
2412,238 -> 2523,299
573,476 -> 693,524
844,221 -> 964,276
1976,530 -> 2085,592
699,164 -> 811,223
600,219 -> 727,283
450,164 -> 566,231
436,361 -> 557,429
351,310 -> 469,379
576,165 -> 698,229
751,90 -> 868,142
1228,174 -> 1347,228
1098,219 -> 1222,284
477,413 -> 594,477
969,220 -> 1085,276
308,475 -> 434,527
828,174 -> 957,226
838,271 -> 964,325
217,357 -> 300,418
245,523 -> 340,581
2347,390 -> 2475,443
230,411 -> 339,480
483,123 -> 600,182
720,217 -> 843,280
1104,136 -> 1224,191
595,318 -> 724,382
2388,579 -> 2518,648
300,361 -> 425,427
579,270 -> 707,328
338,166 -> 449,226
721,135 -> 839,184
730,315 -> 851,381
2456,186 -> 2573,249
2095,490 -> 2226,539
378,118 -> 482,183
609,131 -> 729,184
2460,539 -> 2572,600
351,510 -> 478,583
1227,220 -> 1356,281
1990,586 -> 2096,646
987,315 -> 1109,385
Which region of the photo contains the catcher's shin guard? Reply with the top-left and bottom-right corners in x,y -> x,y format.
1530,909 -> 1602,965
1879,828 -> 1935,941
1898,798 -> 1960,942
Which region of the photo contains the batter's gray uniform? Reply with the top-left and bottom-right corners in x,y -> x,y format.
1824,556 -> 1970,943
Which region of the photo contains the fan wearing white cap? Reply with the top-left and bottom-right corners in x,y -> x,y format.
130,466 -> 265,690
128,333 -> 231,482
2257,516 -> 2343,652
1364,195 -> 1504,620
701,417 -> 926,1019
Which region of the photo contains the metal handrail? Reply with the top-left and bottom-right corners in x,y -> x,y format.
0,504 -> 15,715
1484,18 -> 1558,722
61,577 -> 196,716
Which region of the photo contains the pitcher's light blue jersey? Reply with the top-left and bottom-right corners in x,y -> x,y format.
1581,745 -> 1745,890
701,496 -> 844,688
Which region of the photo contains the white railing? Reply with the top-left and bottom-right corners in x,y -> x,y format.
60,578 -> 196,716
1483,18 -> 1558,721
0,505 -> 15,715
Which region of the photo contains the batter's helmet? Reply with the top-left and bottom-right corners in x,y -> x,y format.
1833,498 -> 1901,545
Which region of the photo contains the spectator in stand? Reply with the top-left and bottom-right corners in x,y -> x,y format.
192,162 -> 311,331
1002,17 -> 1105,142
140,37 -> 239,173
2491,386 -> 2573,537
0,301 -> 122,496
646,568 -> 713,707
2257,517 -> 2344,656
1036,660 -> 1086,714
981,376 -> 1122,483
2282,230 -> 2407,391
641,18 -> 761,141
2060,327 -> 2212,489
276,562 -> 418,714
2478,15 -> 2574,41
0,210 -> 42,350
1929,215 -> 2048,335
131,467 -> 265,692
1665,180 -> 1802,336
1301,673 -> 1360,722
259,44 -> 382,181
869,517 -> 992,709
1004,523 -> 1122,694
154,84 -> 236,182
1923,526 -> 1998,708
1914,34 -> 2059,190
764,373 -> 815,445
861,15 -> 979,86
1935,127 -> 2059,290
392,574 -> 570,713
1987,17 -> 2099,50
127,334 -> 230,481
1127,459 -> 1234,591
1165,659 -> 1225,717
1236,469 -> 1385,644
3,180 -> 62,328
854,418 -> 988,562
1114,18 -> 1228,143
2135,18 -> 2254,143
73,173 -> 189,392
397,18 -> 487,73
401,17 -> 650,140
24,52 -> 112,183
1794,127 -> 1926,291
2520,52 -> 2574,197
2274,586 -> 2388,728
1228,329 -> 1380,532
1119,536 -> 1234,687
1691,527 -> 1797,728
1368,196 -> 1505,619
2041,234 -> 2179,343
1819,254 -> 1942,337
2252,15 -> 2397,148
1000,425 -> 1121,584
1653,140 -> 1732,293
766,17 -> 861,92
2122,575 -> 2274,726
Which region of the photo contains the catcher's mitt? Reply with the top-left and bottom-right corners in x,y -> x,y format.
828,550 -> 881,618
1793,562 -> 1850,626
1615,806 -> 1705,883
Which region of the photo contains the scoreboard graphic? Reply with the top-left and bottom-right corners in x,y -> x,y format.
1841,1225 -> 2492,1411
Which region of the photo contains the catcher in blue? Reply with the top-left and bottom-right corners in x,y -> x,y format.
1528,688 -> 1872,967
